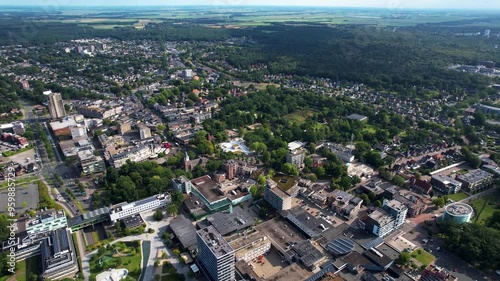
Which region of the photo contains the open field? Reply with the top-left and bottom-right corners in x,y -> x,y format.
89,241 -> 142,281
447,192 -> 468,202
470,189 -> 500,225
411,248 -> 436,266
284,109 -> 316,125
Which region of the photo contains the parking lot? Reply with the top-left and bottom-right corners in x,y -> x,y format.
0,183 -> 39,214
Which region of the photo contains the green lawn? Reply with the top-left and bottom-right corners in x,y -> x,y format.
411,248 -> 436,266
447,192 -> 468,202
470,190 -> 500,224
2,146 -> 33,157
283,109 -> 315,125
89,241 -> 142,280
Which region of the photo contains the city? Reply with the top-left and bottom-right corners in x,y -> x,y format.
0,3 -> 500,281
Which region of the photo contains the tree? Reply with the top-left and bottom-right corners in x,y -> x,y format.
360,193 -> 370,205
153,209 -> 164,221
395,252 -> 411,266
392,175 -> 406,187
167,203 -> 178,217
433,197 -> 446,208
282,163 -> 299,176
0,214 -> 10,241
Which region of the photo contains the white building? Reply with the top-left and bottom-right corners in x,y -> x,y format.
365,198 -> 407,237
197,226 -> 235,281
228,230 -> 271,262
27,210 -> 67,235
264,179 -> 292,211
70,125 -> 87,139
109,193 -> 171,222
110,144 -> 155,169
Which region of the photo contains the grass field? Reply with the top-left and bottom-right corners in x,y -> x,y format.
2,146 -> 33,157
470,189 -> 500,225
447,192 -> 468,202
89,241 -> 142,280
284,109 -> 315,125
411,248 -> 435,266
362,124 -> 377,134
0,175 -> 39,189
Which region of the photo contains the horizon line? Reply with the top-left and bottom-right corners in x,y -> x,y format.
0,4 -> 500,11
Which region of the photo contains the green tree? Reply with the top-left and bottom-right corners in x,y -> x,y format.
395,252 -> 411,266
392,175 -> 406,187
167,203 -> 178,217
153,209 -> 164,221
282,163 -> 299,176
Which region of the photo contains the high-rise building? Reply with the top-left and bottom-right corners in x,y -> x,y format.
484,29 -> 491,37
138,124 -> 151,139
197,226 -> 235,281
45,91 -> 66,119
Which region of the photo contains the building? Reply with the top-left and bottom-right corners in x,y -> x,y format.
323,143 -> 355,163
49,115 -> 85,137
484,29 -> 491,37
110,144 -> 155,169
223,160 -> 257,180
420,264 -> 458,281
77,105 -> 122,119
119,121 -> 132,135
12,121 -> 25,135
70,125 -> 87,139
169,215 -> 198,254
286,148 -> 306,168
264,179 -> 292,211
138,124 -> 151,139
196,226 -> 235,281
171,176 -> 193,194
430,174 -> 462,195
183,69 -> 193,78
363,199 -> 407,237
328,190 -> 363,219
227,229 -> 271,262
45,91 -> 66,119
109,192 -> 171,223
442,202 -> 473,224
455,169 -> 493,192
477,104 -> 500,116
203,206 -> 254,236
346,113 -> 368,122
78,149 -> 105,175
27,209 -> 67,235
40,228 -> 79,280
392,191 -> 427,218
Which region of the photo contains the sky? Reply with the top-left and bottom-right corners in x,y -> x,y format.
1,0 -> 500,10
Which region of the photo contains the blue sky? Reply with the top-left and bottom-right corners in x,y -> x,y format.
2,0 -> 500,10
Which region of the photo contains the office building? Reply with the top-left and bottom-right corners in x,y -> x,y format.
484,29 -> 491,37
227,229 -> 271,262
27,209 -> 67,235
363,199 -> 407,237
40,228 -> 79,280
45,91 -> 66,119
443,202 -> 473,224
264,179 -> 292,211
183,69 -> 193,78
430,174 -> 462,195
138,124 -> 151,139
286,148 -> 306,168
110,144 -> 155,169
197,226 -> 235,281
109,192 -> 171,223
78,149 -> 105,175
456,169 -> 493,192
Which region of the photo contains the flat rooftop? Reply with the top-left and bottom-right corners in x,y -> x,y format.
266,263 -> 311,281
205,206 -> 254,236
272,174 -> 298,192
170,215 -> 197,250
197,225 -> 234,258
255,217 -> 306,253
191,175 -> 224,203
456,169 -> 492,184
445,202 -> 473,215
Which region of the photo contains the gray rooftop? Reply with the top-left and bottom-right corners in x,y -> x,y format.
196,225 -> 234,258
456,169 -> 492,184
170,215 -> 197,250
205,206 -> 254,236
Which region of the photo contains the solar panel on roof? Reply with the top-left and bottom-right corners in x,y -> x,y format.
326,238 -> 355,255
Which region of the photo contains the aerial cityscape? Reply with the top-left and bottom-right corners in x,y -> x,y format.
0,2 -> 499,281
